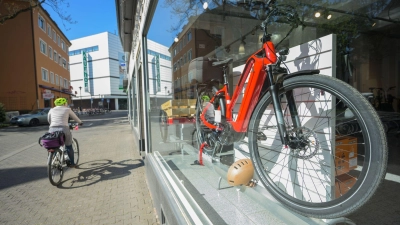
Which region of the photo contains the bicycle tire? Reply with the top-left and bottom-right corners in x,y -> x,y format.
159,110 -> 168,142
195,86 -> 225,154
72,138 -> 80,165
248,74 -> 387,218
48,149 -> 64,186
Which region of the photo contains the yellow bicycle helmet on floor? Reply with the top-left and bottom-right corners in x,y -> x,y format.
54,98 -> 67,106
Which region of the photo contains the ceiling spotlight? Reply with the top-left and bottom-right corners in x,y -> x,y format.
203,2 -> 208,10
315,12 -> 321,18
323,10 -> 332,19
238,39 -> 246,55
326,14 -> 332,19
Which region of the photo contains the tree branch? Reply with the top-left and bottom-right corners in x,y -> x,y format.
0,0 -> 45,25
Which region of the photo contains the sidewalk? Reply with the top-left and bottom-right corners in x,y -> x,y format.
0,115 -> 159,225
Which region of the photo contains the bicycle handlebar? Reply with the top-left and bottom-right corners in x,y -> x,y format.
260,2 -> 302,47
69,122 -> 83,130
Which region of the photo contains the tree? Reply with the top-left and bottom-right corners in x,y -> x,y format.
0,0 -> 75,30
0,102 -> 6,124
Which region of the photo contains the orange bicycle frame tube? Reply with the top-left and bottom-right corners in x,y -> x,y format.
201,41 -> 277,133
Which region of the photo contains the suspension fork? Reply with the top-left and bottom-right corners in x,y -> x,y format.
266,65 -> 301,145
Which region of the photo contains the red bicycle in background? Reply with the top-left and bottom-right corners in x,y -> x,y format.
195,0 -> 387,219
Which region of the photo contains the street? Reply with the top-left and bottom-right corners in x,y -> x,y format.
0,110 -> 158,225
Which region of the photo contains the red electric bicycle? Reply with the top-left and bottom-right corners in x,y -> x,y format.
195,0 -> 387,219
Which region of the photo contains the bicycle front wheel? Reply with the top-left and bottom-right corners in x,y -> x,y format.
48,149 -> 64,186
248,74 -> 388,218
72,138 -> 80,165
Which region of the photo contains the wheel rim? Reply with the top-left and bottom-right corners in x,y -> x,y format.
30,119 -> 39,126
50,153 -> 63,184
73,138 -> 79,165
249,78 -> 385,213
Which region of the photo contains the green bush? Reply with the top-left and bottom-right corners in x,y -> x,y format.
0,102 -> 5,123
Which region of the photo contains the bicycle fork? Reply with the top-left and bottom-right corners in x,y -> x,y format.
267,65 -> 301,146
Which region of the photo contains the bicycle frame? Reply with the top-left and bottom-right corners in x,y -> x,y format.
200,40 -> 296,145
47,147 -> 65,165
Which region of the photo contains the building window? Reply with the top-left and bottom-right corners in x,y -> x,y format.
38,14 -> 45,31
48,46 -> 53,59
187,31 -> 192,42
61,40 -> 65,51
47,24 -> 51,37
53,50 -> 57,62
64,79 -> 68,88
57,35 -> 60,46
58,54 -> 62,65
39,39 -> 47,55
55,74 -> 59,85
41,68 -> 49,82
53,30 -> 56,42
59,76 -> 62,86
188,49 -> 192,61
62,58 -> 67,68
50,72 -> 54,83
68,45 -> 100,56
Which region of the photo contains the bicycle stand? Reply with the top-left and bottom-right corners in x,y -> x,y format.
323,217 -> 356,225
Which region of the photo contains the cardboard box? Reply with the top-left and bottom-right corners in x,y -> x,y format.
334,149 -> 349,176
335,174 -> 357,198
335,136 -> 358,175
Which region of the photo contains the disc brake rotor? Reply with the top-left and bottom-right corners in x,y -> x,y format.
288,127 -> 319,160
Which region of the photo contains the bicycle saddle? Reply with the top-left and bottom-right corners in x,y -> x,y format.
212,58 -> 233,67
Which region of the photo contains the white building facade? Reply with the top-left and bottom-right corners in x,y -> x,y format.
69,32 -> 127,110
147,39 -> 173,113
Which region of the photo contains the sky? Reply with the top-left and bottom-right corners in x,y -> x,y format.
43,0 -> 178,47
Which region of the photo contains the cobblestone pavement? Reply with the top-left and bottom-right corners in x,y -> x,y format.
0,111 -> 159,225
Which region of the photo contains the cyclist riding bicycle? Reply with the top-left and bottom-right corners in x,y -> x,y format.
48,98 -> 83,168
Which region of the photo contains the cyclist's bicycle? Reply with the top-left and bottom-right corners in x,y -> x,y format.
40,123 -> 80,186
195,0 -> 387,219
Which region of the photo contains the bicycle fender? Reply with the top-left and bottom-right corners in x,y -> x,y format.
282,69 -> 320,82
258,69 -> 320,100
47,152 -> 52,165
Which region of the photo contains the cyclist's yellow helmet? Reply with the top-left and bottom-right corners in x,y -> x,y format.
54,98 -> 67,106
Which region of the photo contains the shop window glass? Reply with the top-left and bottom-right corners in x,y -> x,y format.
142,1 -> 400,224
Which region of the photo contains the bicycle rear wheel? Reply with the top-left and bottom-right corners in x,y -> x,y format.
248,74 -> 387,218
72,138 -> 80,165
159,110 -> 168,142
48,149 -> 64,186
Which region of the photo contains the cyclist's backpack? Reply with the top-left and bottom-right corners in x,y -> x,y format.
38,131 -> 65,149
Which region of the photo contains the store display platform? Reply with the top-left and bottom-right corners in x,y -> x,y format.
153,138 -> 354,225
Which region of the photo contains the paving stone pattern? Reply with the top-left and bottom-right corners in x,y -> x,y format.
0,114 -> 159,225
